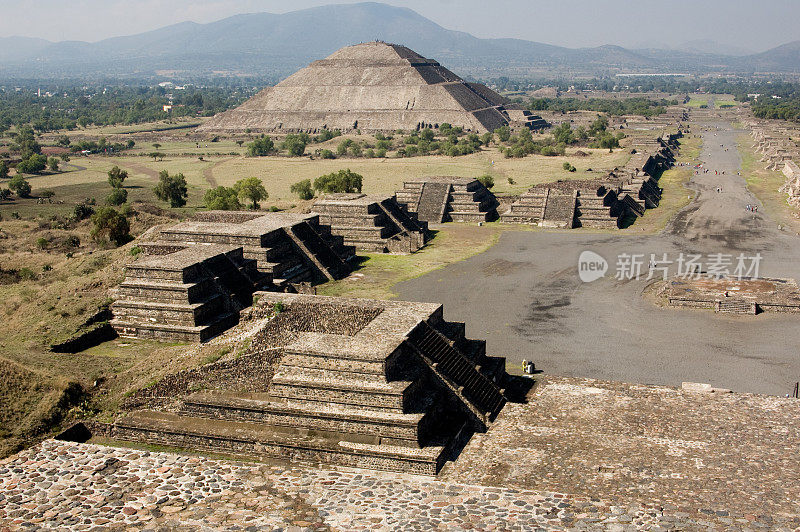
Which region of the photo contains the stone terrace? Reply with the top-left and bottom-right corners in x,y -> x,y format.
396,176 -> 499,224
3,374 -> 799,530
312,193 -> 428,253
101,293 -> 510,475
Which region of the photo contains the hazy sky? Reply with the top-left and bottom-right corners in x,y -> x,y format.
2,0 -> 799,52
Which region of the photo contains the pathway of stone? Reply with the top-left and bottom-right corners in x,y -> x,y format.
2,438 -> 795,531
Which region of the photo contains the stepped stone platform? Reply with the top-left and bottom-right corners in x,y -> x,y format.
112,212 -> 356,342
101,293 -> 511,475
312,193 -> 428,253
659,276 -> 800,314
198,42 -> 528,134
396,176 -> 499,224
501,135 -> 678,229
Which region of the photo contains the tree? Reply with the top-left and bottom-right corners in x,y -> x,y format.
0,188 -> 11,201
56,135 -> 71,147
16,154 -> 47,174
236,140 -> 245,148
153,170 -> 188,207
106,187 -> 128,206
553,122 -> 575,145
8,175 -> 32,197
280,134 -> 308,157
91,207 -> 130,246
107,166 -> 128,188
12,126 -> 41,159
47,157 -> 59,172
313,169 -> 363,194
246,135 -> 274,156
60,154 -> 70,163
148,152 -> 165,161
290,179 -> 314,200
0,160 -> 8,179
233,177 -> 267,209
203,186 -> 241,210
152,143 -> 162,149
420,128 -> 435,142
494,126 -> 511,142
477,174 -> 494,189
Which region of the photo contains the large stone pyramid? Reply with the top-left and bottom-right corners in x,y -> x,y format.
198,42 -> 512,134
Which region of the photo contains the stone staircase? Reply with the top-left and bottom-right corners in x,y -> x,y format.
406,321 -> 506,423
416,182 -> 451,223
574,190 -> 623,229
499,189 -> 547,224
541,191 -> 577,228
111,245 -> 259,342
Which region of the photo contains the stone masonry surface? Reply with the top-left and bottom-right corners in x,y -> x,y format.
2,375 -> 800,530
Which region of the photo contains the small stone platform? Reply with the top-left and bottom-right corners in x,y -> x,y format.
101,293 -> 510,475
312,193 -> 428,253
396,176 -> 498,224
661,276 -> 800,314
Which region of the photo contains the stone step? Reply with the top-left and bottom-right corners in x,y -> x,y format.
116,278 -> 211,304
270,368 -> 414,412
111,312 -> 238,343
449,211 -> 491,223
111,296 -> 226,327
180,393 -> 428,445
107,410 -> 446,475
279,352 -> 387,378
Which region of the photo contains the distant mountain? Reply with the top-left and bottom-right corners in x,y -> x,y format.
742,41 -> 800,71
676,39 -> 753,57
0,2 -> 798,79
0,36 -> 52,62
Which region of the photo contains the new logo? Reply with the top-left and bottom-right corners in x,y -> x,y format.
578,250 -> 607,282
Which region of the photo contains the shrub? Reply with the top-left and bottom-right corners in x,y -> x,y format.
0,160 -> 8,179
66,235 -> 81,248
349,143 -> 362,157
47,157 -> 60,172
337,139 -> 353,156
314,129 -> 341,142
246,135 -> 275,156
319,149 -> 335,159
290,179 -> 314,200
119,203 -> 134,217
203,186 -> 241,210
0,188 -> 11,201
90,207 -> 131,246
36,237 -> 48,250
233,177 -> 268,209
477,174 -> 494,189
313,169 -> 363,194
107,165 -> 128,188
8,175 -> 32,197
39,190 -> 55,198
72,203 -> 95,221
153,170 -> 188,208
19,267 -> 36,280
106,187 -> 128,206
562,162 -> 576,172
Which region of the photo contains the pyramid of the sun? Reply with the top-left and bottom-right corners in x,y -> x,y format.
198,42 -> 514,134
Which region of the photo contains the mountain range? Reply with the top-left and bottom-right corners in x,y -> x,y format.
1,2 -> 798,80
